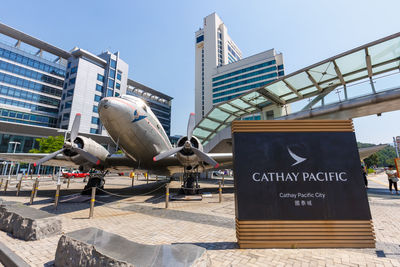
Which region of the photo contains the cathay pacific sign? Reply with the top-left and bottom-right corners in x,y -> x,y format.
252,146 -> 348,182
252,171 -> 348,182
233,131 -> 372,221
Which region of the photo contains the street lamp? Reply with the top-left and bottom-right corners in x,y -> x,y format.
8,141 -> 20,179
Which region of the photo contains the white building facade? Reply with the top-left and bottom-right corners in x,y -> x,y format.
194,13 -> 242,123
195,13 -> 285,123
59,49 -> 128,135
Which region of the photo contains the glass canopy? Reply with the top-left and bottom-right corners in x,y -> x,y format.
193,32 -> 400,145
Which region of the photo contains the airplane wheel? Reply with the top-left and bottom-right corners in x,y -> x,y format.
82,177 -> 105,195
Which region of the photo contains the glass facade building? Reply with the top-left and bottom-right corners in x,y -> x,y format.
211,49 -> 284,104
0,22 -> 173,157
0,42 -> 66,128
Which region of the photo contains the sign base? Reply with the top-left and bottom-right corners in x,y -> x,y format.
236,219 -> 375,248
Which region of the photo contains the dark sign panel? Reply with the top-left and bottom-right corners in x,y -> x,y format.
233,131 -> 372,221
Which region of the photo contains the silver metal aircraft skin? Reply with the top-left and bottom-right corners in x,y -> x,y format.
0,95 -> 232,178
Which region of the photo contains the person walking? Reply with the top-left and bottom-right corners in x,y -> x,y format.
385,165 -> 398,195
362,166 -> 368,188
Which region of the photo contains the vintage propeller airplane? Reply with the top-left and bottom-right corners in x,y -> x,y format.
0,95 -> 232,194
0,94 -> 386,194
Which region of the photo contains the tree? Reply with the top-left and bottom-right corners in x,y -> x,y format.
29,135 -> 64,153
358,142 -> 396,167
364,154 -> 378,168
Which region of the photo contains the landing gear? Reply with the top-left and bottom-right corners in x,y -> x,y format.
82,172 -> 107,195
181,171 -> 201,195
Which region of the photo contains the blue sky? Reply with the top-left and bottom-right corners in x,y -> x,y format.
1,0 -> 399,144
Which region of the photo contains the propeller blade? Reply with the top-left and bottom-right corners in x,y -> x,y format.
75,148 -> 100,165
70,113 -> 81,141
192,147 -> 219,168
153,147 -> 183,161
34,148 -> 65,166
187,113 -> 195,141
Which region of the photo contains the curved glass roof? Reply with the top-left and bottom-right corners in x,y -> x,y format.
193,32 -> 400,145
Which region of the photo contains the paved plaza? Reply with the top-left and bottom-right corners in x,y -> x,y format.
0,172 -> 399,266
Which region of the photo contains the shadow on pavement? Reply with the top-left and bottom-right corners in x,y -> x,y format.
367,187 -> 400,200
173,242 -> 238,250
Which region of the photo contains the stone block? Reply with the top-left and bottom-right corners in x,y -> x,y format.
55,227 -> 210,267
0,201 -> 62,241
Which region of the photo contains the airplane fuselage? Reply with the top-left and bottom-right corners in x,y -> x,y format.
98,95 -> 172,168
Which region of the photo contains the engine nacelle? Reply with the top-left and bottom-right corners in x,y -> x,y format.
63,136 -> 109,169
176,136 -> 204,170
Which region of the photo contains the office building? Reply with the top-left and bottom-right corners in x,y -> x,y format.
195,13 -> 242,123
127,79 -> 172,136
194,13 -> 284,123
0,22 -> 172,154
212,49 -> 284,105
59,49 -> 129,135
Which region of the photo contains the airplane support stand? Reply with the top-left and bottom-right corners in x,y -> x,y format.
181,170 -> 201,195
82,171 -> 107,195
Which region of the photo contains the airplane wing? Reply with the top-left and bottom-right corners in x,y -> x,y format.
0,153 -> 78,167
152,152 -> 233,173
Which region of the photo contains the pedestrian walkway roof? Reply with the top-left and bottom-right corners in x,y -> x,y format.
193,32 -> 400,145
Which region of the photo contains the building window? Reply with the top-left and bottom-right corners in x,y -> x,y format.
108,79 -> 114,88
116,83 -> 120,89
96,84 -> 103,92
66,72 -> 69,79
67,62 -> 71,68
70,66 -> 77,74
117,71 -> 122,81
69,78 -> 76,85
97,74 -> 104,82
94,95 -> 102,102
109,69 -> 115,78
110,59 -> 116,69
107,89 -> 113,97
65,101 -> 72,109
67,89 -> 74,97
196,35 -> 204,43
91,117 -> 99,124
93,105 -> 98,113
115,92 -> 120,97
63,113 -> 70,120
90,128 -> 98,134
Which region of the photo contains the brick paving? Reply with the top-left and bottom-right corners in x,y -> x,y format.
0,172 -> 399,266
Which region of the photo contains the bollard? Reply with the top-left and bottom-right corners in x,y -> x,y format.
89,187 -> 96,218
29,179 -> 37,205
67,177 -> 70,188
165,183 -> 170,209
34,178 -> 39,198
54,184 -> 61,210
130,172 -> 135,187
3,179 -> 9,194
219,181 -> 222,203
16,178 -> 22,196
0,178 -> 3,190
146,173 -> 149,184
